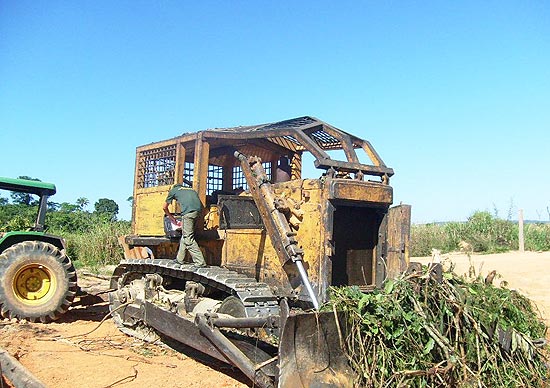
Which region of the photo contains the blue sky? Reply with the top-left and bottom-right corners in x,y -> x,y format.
1,1 -> 549,223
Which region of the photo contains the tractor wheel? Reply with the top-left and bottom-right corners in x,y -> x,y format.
0,241 -> 77,323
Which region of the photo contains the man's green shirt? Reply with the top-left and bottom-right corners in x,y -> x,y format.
165,184 -> 202,215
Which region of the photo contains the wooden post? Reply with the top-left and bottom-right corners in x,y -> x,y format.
518,209 -> 525,253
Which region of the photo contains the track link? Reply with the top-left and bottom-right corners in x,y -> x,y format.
111,259 -> 280,318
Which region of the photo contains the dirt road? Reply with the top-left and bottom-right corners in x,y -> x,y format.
1,251 -> 549,388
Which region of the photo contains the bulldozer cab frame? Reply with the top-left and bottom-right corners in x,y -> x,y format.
124,116 -> 411,305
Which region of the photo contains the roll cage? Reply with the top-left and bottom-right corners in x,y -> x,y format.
0,177 -> 56,232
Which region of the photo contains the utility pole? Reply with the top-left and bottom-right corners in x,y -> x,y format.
518,209 -> 525,253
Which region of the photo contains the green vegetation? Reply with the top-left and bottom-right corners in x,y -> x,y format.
412,211 -> 550,256
327,266 -> 548,387
62,220 -> 130,271
0,194 -> 130,269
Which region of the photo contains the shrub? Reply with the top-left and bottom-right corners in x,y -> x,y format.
524,223 -> 550,251
62,220 -> 130,270
411,211 -> 550,256
411,223 -> 454,256
327,267 -> 548,387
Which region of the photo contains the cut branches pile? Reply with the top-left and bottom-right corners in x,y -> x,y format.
326,264 -> 549,387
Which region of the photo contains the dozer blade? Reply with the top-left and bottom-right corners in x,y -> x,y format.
278,311 -> 355,388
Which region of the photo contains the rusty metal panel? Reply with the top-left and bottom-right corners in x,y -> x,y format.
220,229 -> 285,286
346,249 -> 375,285
385,204 -> 411,280
291,192 -> 323,290
134,188 -> 171,236
328,180 -> 393,204
278,311 -> 355,388
316,159 -> 394,176
218,195 -> 263,229
273,178 -> 325,296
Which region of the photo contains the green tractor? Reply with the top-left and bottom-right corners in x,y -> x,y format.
0,177 -> 77,322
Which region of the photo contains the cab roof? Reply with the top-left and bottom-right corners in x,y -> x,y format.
0,177 -> 56,197
143,116 -> 394,177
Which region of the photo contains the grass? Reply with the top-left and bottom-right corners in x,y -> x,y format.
0,203 -> 131,271
57,221 -> 131,271
411,211 -> 550,256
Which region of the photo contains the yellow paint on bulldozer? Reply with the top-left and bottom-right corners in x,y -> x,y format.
133,186 -> 179,236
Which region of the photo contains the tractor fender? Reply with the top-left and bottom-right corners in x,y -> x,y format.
0,231 -> 67,255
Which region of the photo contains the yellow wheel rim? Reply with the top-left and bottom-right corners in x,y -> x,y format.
12,264 -> 57,305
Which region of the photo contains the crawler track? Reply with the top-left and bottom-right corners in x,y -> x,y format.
110,259 -> 280,318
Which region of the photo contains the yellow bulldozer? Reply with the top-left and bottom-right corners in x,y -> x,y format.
109,116 -> 412,387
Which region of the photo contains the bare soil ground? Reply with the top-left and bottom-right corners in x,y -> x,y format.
0,272 -> 248,388
1,251 -> 549,388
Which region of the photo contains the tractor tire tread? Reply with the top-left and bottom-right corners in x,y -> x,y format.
0,241 -> 77,323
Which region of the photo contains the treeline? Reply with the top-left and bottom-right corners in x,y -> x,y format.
411,211 -> 550,256
4,190 -> 550,267
0,196 -> 130,269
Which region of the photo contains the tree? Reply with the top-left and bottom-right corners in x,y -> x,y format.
76,197 -> 89,211
48,201 -> 60,211
60,202 -> 79,212
10,176 -> 40,205
94,198 -> 119,221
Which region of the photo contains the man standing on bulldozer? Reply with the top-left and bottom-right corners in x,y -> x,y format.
162,183 -> 207,268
